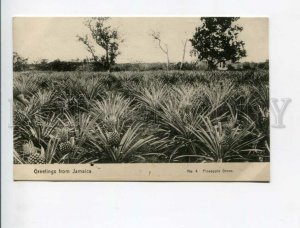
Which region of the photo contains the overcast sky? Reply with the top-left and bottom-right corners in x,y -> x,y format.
13,17 -> 268,63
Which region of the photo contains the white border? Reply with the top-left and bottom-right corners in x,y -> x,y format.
2,0 -> 300,228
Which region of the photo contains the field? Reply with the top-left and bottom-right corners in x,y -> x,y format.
13,70 -> 269,164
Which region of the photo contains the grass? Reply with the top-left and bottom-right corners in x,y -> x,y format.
13,70 -> 269,164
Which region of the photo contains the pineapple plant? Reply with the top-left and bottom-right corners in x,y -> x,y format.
103,115 -> 117,132
100,123 -> 109,132
59,127 -> 69,143
59,142 -> 75,154
90,123 -> 156,162
59,137 -> 75,154
14,157 -> 22,164
221,127 -> 232,146
14,149 -> 25,164
221,115 -> 238,148
107,131 -> 121,147
27,152 -> 46,164
17,93 -> 30,105
22,141 -> 36,155
13,70 -> 269,164
22,141 -> 46,164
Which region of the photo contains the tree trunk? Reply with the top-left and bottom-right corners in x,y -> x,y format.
106,48 -> 110,72
180,39 -> 188,70
166,52 -> 169,72
207,60 -> 216,71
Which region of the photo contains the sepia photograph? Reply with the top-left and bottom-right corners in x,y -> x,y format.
4,0 -> 300,226
12,17 -> 269,181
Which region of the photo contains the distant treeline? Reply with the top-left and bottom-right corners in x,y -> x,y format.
14,58 -> 269,72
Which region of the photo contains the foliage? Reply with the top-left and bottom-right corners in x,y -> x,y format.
190,17 -> 247,70
78,17 -> 123,72
13,52 -> 29,71
13,70 -> 269,164
16,60 -> 269,72
227,60 -> 269,71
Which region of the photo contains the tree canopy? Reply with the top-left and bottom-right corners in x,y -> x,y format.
190,17 -> 247,70
78,17 -> 123,71
13,52 -> 29,71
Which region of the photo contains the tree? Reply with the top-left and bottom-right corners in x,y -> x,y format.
151,31 -> 170,71
180,38 -> 188,70
13,52 -> 29,71
190,17 -> 246,70
36,59 -> 49,71
78,17 -> 123,72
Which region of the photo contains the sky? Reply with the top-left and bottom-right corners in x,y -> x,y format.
13,17 -> 268,63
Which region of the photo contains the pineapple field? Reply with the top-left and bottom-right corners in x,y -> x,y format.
13,70 -> 269,164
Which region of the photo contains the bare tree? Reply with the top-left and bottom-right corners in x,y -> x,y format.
180,39 -> 188,70
151,31 -> 170,71
77,34 -> 99,62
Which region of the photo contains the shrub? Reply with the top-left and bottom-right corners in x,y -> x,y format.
13,52 -> 29,71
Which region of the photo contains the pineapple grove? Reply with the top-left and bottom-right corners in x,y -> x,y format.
13,69 -> 269,164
